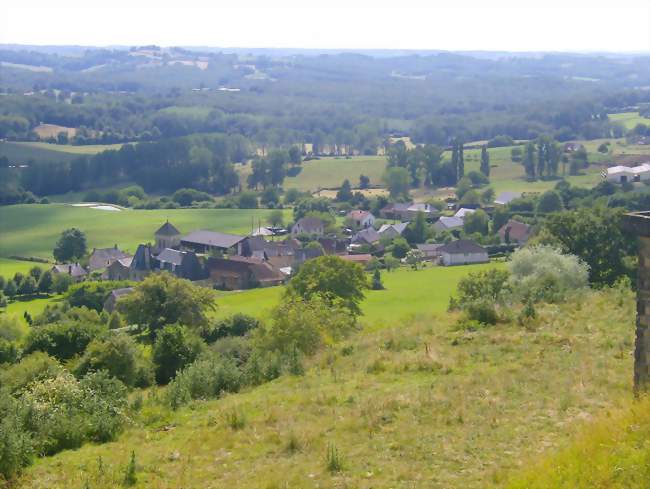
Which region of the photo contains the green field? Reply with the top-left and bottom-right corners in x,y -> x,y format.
282,156 -> 388,191
608,111 -> 650,130
19,287 -> 634,488
0,204 -> 292,260
0,141 -> 123,164
0,257 -> 47,278
214,262 -> 500,329
3,294 -> 63,326
157,106 -> 213,119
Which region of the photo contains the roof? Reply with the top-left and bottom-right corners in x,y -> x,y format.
454,208 -> 476,219
294,217 -> 324,232
435,216 -> 464,229
206,257 -> 251,277
347,210 -> 373,220
498,219 -> 532,242
89,247 -> 130,270
352,227 -> 380,244
416,243 -> 444,252
181,230 -> 246,249
156,248 -> 185,266
340,254 -> 372,263
110,287 -> 134,299
131,244 -> 152,271
111,256 -> 133,268
52,263 -> 87,277
494,191 -> 522,205
252,226 -> 274,236
378,222 -> 409,235
438,239 -> 487,255
250,262 -> 285,283
607,164 -> 650,176
155,220 -> 181,236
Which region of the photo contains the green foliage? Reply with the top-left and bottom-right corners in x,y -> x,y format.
123,451 -> 137,487
0,392 -> 33,481
336,179 -> 353,202
508,245 -> 589,303
53,228 -> 87,263
118,273 -> 217,337
285,256 -> 368,317
52,273 -> 73,294
382,167 -> 410,199
267,209 -> 284,227
37,270 -> 53,293
108,311 -> 125,329
152,325 -> 205,384
66,281 -> 133,312
171,188 -> 212,206
536,190 -> 564,213
75,334 -> 153,388
25,318 -> 107,361
463,209 -> 489,235
405,249 -> 425,270
541,207 -> 634,285
201,314 -> 260,344
0,339 -> 20,365
326,442 -> 343,473
237,191 -> 259,209
391,237 -> 411,259
0,352 -> 62,395
371,269 -> 384,290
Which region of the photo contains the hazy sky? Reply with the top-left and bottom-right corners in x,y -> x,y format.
1,0 -> 649,52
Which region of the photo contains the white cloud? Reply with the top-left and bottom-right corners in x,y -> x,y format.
1,0 -> 649,52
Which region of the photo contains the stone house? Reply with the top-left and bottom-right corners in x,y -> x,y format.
438,240 -> 489,266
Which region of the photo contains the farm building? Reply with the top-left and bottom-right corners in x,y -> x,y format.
498,219 -> 532,245
180,230 -> 248,255
438,240 -> 489,266
351,227 -> 381,245
155,248 -> 207,281
346,210 -> 375,229
416,243 -> 444,261
434,216 -> 464,232
104,256 -> 133,281
103,287 -> 134,313
88,246 -> 131,271
207,256 -> 285,290
378,222 -> 409,239
51,263 -> 87,282
292,217 -> 325,237
606,164 -> 650,184
380,202 -> 437,221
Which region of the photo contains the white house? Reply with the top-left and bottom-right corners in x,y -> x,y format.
606,164 -> 650,184
438,240 -> 489,266
434,216 -> 464,232
346,210 -> 375,229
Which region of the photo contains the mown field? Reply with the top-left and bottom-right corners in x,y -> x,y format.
608,111 -> 650,130
0,257 -> 47,277
0,204 -> 292,261
0,141 -> 123,164
18,286 -> 635,488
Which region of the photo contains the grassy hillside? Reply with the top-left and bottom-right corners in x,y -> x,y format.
281,156 -> 388,191
18,286 -> 634,488
0,141 -> 123,164
0,257 -> 47,277
0,204 -> 292,260
608,112 -> 650,130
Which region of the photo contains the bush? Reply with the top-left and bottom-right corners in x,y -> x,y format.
74,333 -> 153,388
237,191 -> 258,209
464,299 -> 498,325
508,245 -> 589,303
24,319 -> 107,361
152,325 -> 205,384
0,392 -> 33,480
201,314 -> 260,343
0,339 -> 20,365
52,273 -> 73,294
0,352 -> 62,394
166,353 -> 243,409
172,188 -> 212,207
456,268 -> 511,307
66,281 -> 132,312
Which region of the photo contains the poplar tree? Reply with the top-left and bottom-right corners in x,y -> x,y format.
480,145 -> 490,177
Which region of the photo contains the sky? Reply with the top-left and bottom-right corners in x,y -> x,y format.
1,0 -> 649,53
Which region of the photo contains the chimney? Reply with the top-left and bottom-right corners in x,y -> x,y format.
623,211 -> 650,393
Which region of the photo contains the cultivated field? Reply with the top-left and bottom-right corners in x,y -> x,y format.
19,286 -> 634,488
0,204 -> 292,261
33,123 -> 77,140
0,141 -> 123,164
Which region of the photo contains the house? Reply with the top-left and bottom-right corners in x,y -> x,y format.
51,263 -> 87,282
564,142 -> 585,153
346,210 -> 375,229
433,216 -> 464,232
498,219 -> 532,244
454,208 -> 476,219
180,230 -> 248,255
438,240 -> 489,266
416,243 -> 444,261
351,227 -> 381,245
318,237 -> 348,255
103,287 -> 134,313
291,217 -> 324,237
129,244 -> 154,281
340,254 -> 373,267
494,191 -> 522,206
606,164 -> 650,184
206,256 -> 284,290
104,256 -> 133,281
154,221 -> 182,252
154,248 -> 206,281
252,226 -> 274,237
378,222 -> 409,240
88,246 -> 131,271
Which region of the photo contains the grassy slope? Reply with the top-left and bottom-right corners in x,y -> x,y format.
20,287 -> 634,488
282,156 -> 388,191
0,204 -> 292,260
3,294 -> 63,326
0,257 -> 47,277
0,141 -> 123,164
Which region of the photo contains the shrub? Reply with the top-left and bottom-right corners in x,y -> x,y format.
152,325 -> 205,384
66,281 -> 133,312
167,353 -> 243,410
508,245 -> 589,303
371,269 -> 384,290
52,273 -> 73,294
456,268 -> 511,307
0,352 -> 62,394
74,333 -> 152,388
0,339 -> 20,365
0,392 -> 33,480
24,320 -> 107,361
201,314 -> 260,343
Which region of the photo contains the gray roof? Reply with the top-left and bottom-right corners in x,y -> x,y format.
378,222 -> 409,235
494,191 -> 522,205
52,263 -> 87,277
155,221 -> 181,236
353,227 -> 380,244
156,248 -> 185,266
295,217 -> 324,232
131,244 -> 152,271
181,230 -> 246,249
89,247 -> 130,270
416,243 -> 444,252
438,239 -> 487,255
435,216 -> 464,229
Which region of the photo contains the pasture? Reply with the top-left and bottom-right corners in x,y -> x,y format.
282,156 -> 388,191
0,204 -> 292,260
608,111 -> 650,130
0,258 -> 47,278
0,141 -> 123,164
